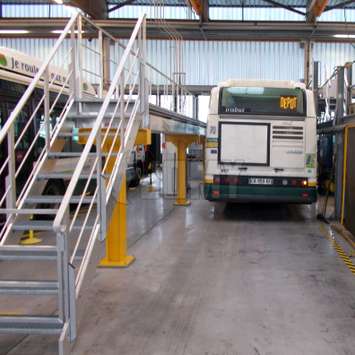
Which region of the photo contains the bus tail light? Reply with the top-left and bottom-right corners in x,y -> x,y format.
302,192 -> 309,198
212,190 -> 220,198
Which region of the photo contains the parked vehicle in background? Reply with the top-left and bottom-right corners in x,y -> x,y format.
204,79 -> 317,204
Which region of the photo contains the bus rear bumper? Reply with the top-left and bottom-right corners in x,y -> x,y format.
204,184 -> 317,204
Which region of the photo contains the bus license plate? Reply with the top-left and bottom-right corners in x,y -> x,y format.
248,178 -> 273,185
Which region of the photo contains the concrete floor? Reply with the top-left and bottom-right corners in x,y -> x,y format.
2,178 -> 355,355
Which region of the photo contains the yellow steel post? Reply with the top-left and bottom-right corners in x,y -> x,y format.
166,134 -> 201,207
99,173 -> 135,268
175,140 -> 190,206
99,147 -> 135,268
78,128 -> 151,268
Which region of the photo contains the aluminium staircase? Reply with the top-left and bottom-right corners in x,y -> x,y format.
0,13 -> 147,355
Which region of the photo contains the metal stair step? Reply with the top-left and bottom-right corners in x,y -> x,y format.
67,113 -> 130,120
0,316 -> 63,335
12,220 -> 94,231
57,131 -> 119,138
0,208 -> 58,215
26,195 -> 96,204
0,280 -> 59,295
36,172 -> 99,180
47,152 -> 118,158
0,246 -> 57,260
76,98 -> 136,104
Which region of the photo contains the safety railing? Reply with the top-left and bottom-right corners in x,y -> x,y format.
111,35 -> 194,119
53,15 -> 147,299
0,12 -> 128,243
0,14 -> 80,241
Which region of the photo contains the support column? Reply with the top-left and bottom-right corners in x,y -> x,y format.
166,134 -> 200,206
335,66 -> 345,220
192,94 -> 199,120
176,140 -> 189,206
78,128 -> 151,268
102,37 -> 111,92
99,172 -> 135,268
303,40 -> 313,87
345,62 -> 353,115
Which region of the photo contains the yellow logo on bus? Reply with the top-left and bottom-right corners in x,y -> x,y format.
280,96 -> 297,111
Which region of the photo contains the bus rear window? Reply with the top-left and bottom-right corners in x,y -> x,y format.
219,87 -> 305,116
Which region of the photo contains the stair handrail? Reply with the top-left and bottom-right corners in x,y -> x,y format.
53,14 -> 147,233
0,12 -> 79,146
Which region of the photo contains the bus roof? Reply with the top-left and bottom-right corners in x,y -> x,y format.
217,79 -> 306,90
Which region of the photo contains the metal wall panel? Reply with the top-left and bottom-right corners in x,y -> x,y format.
313,42 -> 355,85
2,4 -> 75,17
146,40 -> 304,85
1,38 -> 354,87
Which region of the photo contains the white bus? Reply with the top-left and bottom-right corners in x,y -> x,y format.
204,80 -> 317,204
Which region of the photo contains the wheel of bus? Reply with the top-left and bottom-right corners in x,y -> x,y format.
36,179 -> 65,221
129,166 -> 142,188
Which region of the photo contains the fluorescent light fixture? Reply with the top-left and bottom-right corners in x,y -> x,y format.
334,34 -> 355,39
0,29 -> 30,34
53,0 -> 64,4
51,30 -> 85,34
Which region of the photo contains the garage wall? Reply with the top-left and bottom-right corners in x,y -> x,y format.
0,38 -> 353,87
313,43 -> 355,86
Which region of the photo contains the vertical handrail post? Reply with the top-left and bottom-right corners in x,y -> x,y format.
70,22 -> 78,101
44,67 -> 50,151
77,15 -> 83,101
56,208 -> 69,325
96,130 -> 106,242
68,263 -> 77,342
120,71 -> 125,147
138,17 -> 148,127
98,30 -> 104,99
7,125 -> 16,209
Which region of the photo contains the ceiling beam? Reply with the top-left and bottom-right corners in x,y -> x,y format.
1,18 -> 355,42
63,0 -> 107,19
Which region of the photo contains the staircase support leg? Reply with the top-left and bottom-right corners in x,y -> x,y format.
99,174 -> 135,268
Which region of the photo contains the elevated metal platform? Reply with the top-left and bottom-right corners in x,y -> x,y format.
68,99 -> 206,136
149,104 -> 206,135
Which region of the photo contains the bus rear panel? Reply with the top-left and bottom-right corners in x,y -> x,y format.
204,80 -> 317,204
